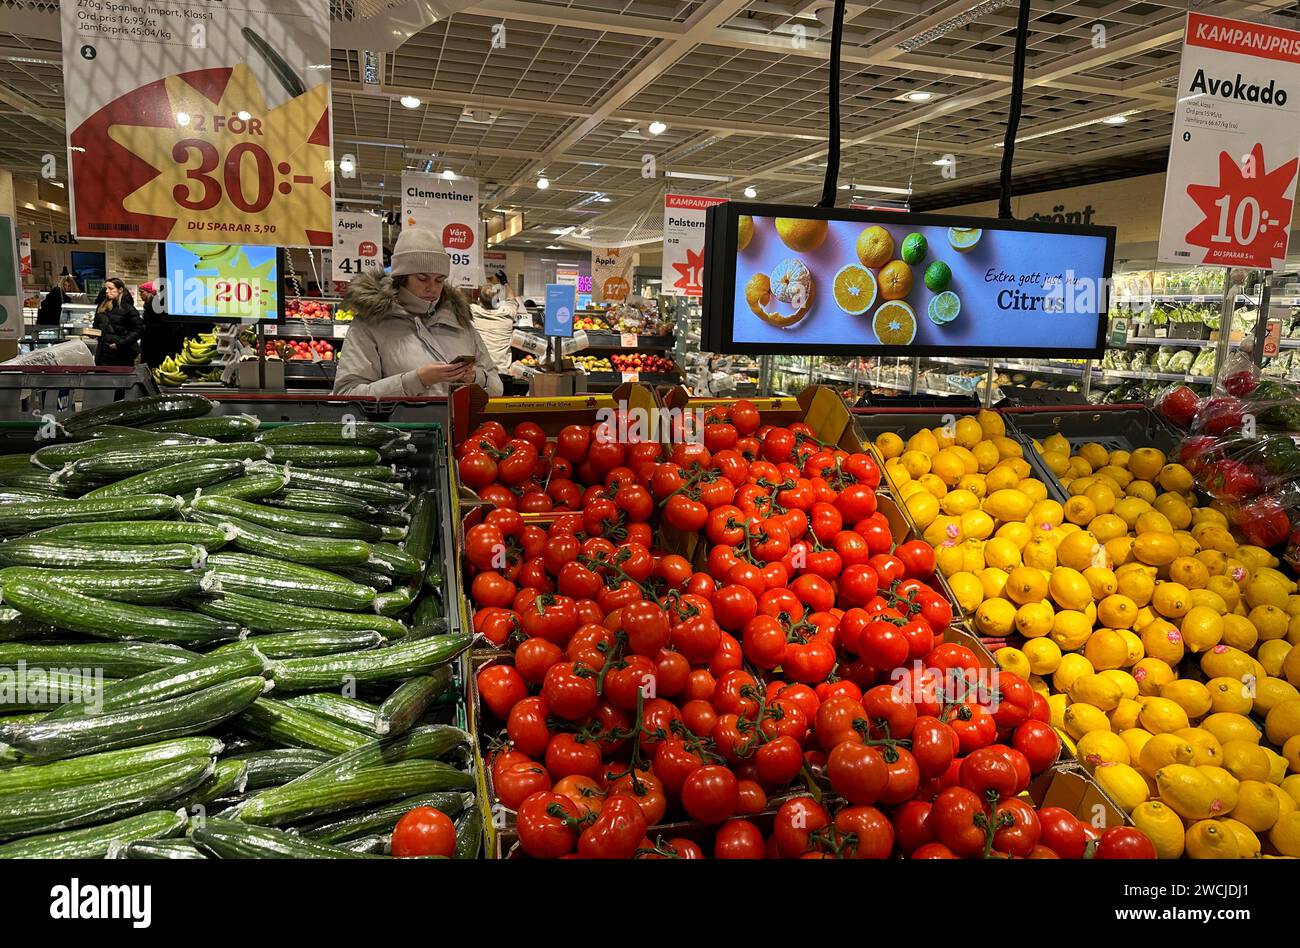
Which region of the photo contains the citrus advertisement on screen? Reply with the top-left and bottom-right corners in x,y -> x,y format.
708,206 -> 1115,358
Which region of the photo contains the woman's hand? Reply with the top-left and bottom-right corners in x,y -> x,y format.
416,360 -> 478,387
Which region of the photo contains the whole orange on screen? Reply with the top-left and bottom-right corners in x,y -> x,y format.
878,260 -> 914,301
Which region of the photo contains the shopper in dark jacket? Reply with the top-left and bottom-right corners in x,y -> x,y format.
36,276 -> 76,326
93,277 -> 145,366
137,281 -> 185,369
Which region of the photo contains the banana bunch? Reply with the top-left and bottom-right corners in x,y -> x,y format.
154,331 -> 221,388
177,332 -> 219,366
153,359 -> 188,387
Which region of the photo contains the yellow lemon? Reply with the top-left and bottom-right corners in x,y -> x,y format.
1283,734 -> 1300,774
1040,451 -> 1070,477
1098,465 -> 1134,489
905,491 -> 939,528
935,543 -> 964,578
1027,499 -> 1062,528
1207,574 -> 1241,608
1177,728 -> 1224,767
983,489 -> 1034,523
875,432 -> 905,459
1132,801 -> 1186,859
1161,679 -> 1213,719
1126,479 -> 1158,503
949,445 -> 980,475
982,537 -> 1022,571
1077,730 -> 1131,768
1184,820 -> 1241,859
996,520 -> 1032,549
1023,636 -> 1062,675
1206,677 -> 1255,715
952,416 -> 982,448
1121,728 -> 1153,761
1157,462 -> 1194,493
1022,537 -> 1057,571
1096,594 -> 1138,630
1258,640 -> 1292,679
1269,811 -> 1300,856
1004,565 -> 1047,605
1180,606 -> 1225,653
1048,567 -> 1092,611
1249,604 -> 1288,641
984,466 -> 1021,492
1189,589 -> 1229,616
1200,645 -> 1257,682
1015,601 -> 1055,640
1063,495 -> 1096,526
1117,568 -> 1155,607
958,472 -> 989,496
1287,643 -> 1300,685
976,408 -> 1004,439
1067,457 -> 1093,479
906,428 -> 939,456
959,538 -> 987,575
959,509 -> 995,541
1082,481 -> 1117,516
900,449 -> 932,479
994,646 -> 1032,680
1105,536 -> 1136,568
1133,657 -> 1176,696
1151,582 -> 1191,618
1156,764 -> 1221,820
1202,712 -> 1262,747
1291,612 -> 1300,645
1141,619 -> 1185,666
1244,574 -> 1289,610
1070,673 -> 1124,712
1173,531 -> 1202,558
1113,497 -> 1151,528
1049,611 -> 1092,652
1140,733 -> 1197,777
974,598 -> 1016,637
1075,442 -> 1107,470
1231,780 -> 1281,832
1199,528 -> 1239,557
947,572 -> 984,613
1153,494 -> 1193,530
1140,697 -> 1190,734
1217,818 -> 1261,857
1054,652 -> 1095,693
1133,531 -> 1178,567
1117,628 -> 1145,665
1088,515 -> 1128,544
1084,629 -> 1131,671
918,473 -> 949,498
1100,669 -> 1139,702
1055,531 -> 1102,572
1063,702 -> 1111,740
1109,697 -> 1144,732
1083,566 -> 1119,601
1168,555 -> 1211,589
1265,699 -> 1300,747
1129,447 -> 1166,481
929,449 -> 965,487
1093,762 -> 1148,813
977,567 -> 1010,601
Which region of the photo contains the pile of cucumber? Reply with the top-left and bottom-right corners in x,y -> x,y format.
0,394 -> 480,859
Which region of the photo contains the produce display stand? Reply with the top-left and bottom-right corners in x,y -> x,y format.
0,364 -> 158,423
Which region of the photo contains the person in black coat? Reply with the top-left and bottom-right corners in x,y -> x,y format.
36,276 -> 76,326
137,280 -> 186,369
93,277 -> 145,366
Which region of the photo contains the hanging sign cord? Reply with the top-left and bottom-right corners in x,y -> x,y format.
818,0 -> 848,208
998,0 -> 1033,219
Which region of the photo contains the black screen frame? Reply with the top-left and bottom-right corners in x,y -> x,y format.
156,243 -> 287,325
702,201 -> 1117,359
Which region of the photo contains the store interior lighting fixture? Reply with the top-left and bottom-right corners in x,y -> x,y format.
895,0 -> 1015,52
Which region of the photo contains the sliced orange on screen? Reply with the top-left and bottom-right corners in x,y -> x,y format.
873,301 -> 917,345
832,265 -> 877,315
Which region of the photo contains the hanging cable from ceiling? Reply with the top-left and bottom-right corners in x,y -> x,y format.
998,0 -> 1033,219
818,0 -> 847,208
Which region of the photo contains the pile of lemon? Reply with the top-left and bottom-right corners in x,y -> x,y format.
875,417 -> 1300,858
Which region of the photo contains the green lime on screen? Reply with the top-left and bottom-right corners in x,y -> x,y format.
924,261 -> 951,292
928,291 -> 960,325
901,233 -> 927,265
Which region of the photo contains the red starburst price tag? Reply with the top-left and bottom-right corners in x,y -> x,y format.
1184,144 -> 1297,268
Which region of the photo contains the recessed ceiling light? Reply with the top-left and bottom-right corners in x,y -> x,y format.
838,183 -> 851,190
175,112 -> 191,126
743,186 -> 757,198
597,197 -> 611,203
237,110 -> 251,121
546,244 -> 563,250
537,177 -> 550,190
930,157 -> 952,166
1102,114 -> 1129,125
400,95 -> 421,109
648,121 -> 667,135
339,158 -> 356,174
904,91 -> 934,102
442,168 -> 456,180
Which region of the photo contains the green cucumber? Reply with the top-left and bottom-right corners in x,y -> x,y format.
117,837 -> 207,859
365,542 -> 422,579
67,442 -> 270,479
291,723 -> 469,783
0,677 -> 267,760
197,469 -> 287,500
412,593 -> 443,627
206,553 -> 376,611
233,758 -> 473,826
372,507 -> 413,527
84,459 -> 245,499
380,525 -> 408,542
299,791 -> 471,843
266,444 -> 381,467
231,748 -> 333,790
0,607 -> 49,641
336,565 -> 395,590
191,494 -> 382,540
190,817 -> 384,859
235,697 -> 372,754
0,494 -> 182,535
375,668 -> 451,737
174,758 -> 249,809
0,809 -> 187,859
145,414 -> 260,438
1,567 -> 210,606
330,465 -> 399,482
454,806 -> 482,859
84,424 -> 213,441
44,648 -> 269,720
1,577 -> 241,644
373,588 -> 414,616
0,489 -> 58,505
0,668 -> 115,711
62,393 -> 213,432
258,421 -> 406,448
33,434 -> 211,469
187,510 -> 371,567
0,540 -> 206,570
0,642 -> 202,677
261,487 -> 377,517
0,738 -> 224,796
284,467 -> 410,506
28,521 -> 232,548
379,436 -> 418,462
211,629 -> 383,659
338,833 -> 389,854
402,492 -> 437,566
0,757 -> 215,840
268,635 -> 469,692
284,693 -> 382,735
193,591 -> 406,638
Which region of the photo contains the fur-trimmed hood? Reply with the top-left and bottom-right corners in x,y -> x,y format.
343,270 -> 473,328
